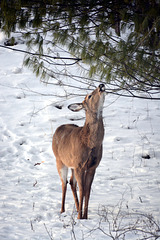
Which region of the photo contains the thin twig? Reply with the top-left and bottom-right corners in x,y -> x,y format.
0,44 -> 82,62
44,223 -> 54,240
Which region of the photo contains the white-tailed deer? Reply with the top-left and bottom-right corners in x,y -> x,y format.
52,84 -> 105,219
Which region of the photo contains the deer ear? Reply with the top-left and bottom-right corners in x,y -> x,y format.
68,103 -> 83,112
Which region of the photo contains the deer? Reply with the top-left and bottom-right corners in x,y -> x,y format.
52,84 -> 105,219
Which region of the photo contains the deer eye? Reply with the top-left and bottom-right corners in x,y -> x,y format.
88,94 -> 92,99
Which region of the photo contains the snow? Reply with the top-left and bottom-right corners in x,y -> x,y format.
0,32 -> 160,239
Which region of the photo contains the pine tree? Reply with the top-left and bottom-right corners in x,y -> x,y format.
0,0 -> 160,99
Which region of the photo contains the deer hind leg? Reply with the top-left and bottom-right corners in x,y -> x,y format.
83,169 -> 95,219
70,169 -> 79,212
74,169 -> 85,219
57,160 -> 68,213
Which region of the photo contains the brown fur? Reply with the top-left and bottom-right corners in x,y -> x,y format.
52,84 -> 105,219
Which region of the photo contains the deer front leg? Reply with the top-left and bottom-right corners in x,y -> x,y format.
83,170 -> 95,219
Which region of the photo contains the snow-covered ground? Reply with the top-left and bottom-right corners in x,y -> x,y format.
0,33 -> 160,239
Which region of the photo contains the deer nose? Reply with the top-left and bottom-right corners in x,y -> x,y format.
99,84 -> 105,92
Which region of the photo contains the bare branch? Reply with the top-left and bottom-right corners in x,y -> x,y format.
0,44 -> 82,62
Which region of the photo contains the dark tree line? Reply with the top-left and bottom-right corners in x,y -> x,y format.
0,0 -> 160,99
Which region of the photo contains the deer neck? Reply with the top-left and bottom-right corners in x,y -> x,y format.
81,114 -> 104,148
